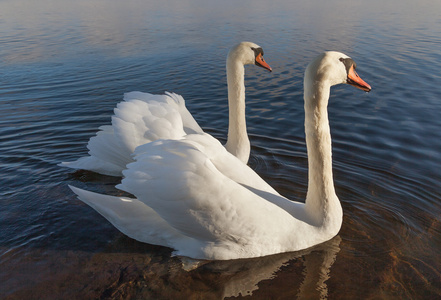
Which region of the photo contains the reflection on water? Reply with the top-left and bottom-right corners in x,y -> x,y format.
203,236 -> 341,299
1,0 -> 441,298
0,233 -> 341,299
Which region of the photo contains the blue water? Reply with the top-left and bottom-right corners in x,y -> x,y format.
1,0 -> 441,298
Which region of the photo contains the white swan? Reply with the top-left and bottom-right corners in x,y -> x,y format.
59,42 -> 272,176
68,51 -> 371,260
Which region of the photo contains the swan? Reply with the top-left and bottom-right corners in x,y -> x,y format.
68,51 -> 371,260
59,42 -> 272,176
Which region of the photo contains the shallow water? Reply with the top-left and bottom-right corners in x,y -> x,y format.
1,0 -> 441,298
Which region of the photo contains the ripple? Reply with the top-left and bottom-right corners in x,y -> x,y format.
1,1 -> 441,298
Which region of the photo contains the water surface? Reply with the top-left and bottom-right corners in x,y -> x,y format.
1,0 -> 441,298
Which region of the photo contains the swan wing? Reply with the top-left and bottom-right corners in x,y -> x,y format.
162,91 -> 203,134
116,134 -> 295,259
60,92 -> 202,176
60,125 -> 129,176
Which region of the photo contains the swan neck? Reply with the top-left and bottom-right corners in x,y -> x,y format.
225,58 -> 249,164
304,80 -> 341,225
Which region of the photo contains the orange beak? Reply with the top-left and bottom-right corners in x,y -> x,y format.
255,53 -> 272,72
347,65 -> 371,92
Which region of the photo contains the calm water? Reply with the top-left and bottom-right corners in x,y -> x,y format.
1,0 -> 441,298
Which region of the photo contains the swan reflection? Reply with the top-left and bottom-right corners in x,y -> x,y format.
187,235 -> 341,298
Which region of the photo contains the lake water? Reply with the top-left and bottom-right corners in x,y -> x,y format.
1,0 -> 441,298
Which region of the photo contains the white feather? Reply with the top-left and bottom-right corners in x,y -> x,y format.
60,42 -> 269,175
67,50 -> 371,260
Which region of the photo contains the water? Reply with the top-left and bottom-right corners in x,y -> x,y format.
1,0 -> 441,298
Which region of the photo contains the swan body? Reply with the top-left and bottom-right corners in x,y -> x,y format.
68,51 -> 371,260
59,42 -> 272,176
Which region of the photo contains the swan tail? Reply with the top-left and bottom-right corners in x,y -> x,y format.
68,185 -> 182,247
58,156 -> 123,177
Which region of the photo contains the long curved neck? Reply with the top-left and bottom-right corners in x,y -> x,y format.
225,58 -> 250,164
303,79 -> 341,226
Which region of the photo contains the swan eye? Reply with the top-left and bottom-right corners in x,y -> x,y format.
251,47 -> 264,58
339,57 -> 356,73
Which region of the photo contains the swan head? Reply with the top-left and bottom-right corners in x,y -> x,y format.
306,51 -> 371,92
227,42 -> 272,72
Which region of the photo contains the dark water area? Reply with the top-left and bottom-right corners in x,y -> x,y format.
1,0 -> 441,298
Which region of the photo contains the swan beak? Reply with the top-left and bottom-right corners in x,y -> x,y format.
347,65 -> 371,92
255,53 -> 272,72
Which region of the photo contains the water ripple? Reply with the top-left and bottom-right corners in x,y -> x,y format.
1,0 -> 441,298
